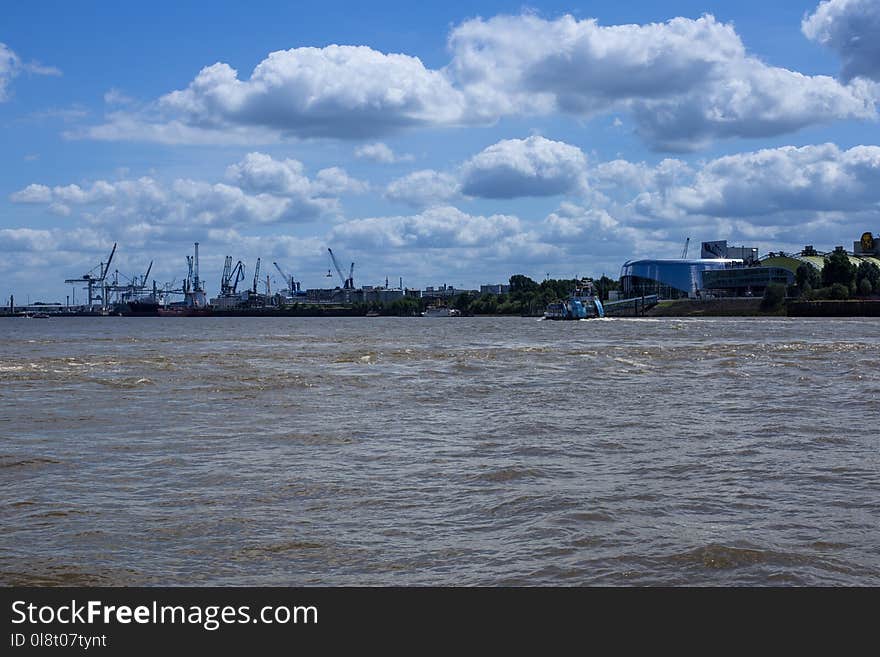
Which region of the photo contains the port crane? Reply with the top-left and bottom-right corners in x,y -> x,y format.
64,242 -> 117,308
220,256 -> 246,295
680,237 -> 690,259
105,260 -> 155,305
327,248 -> 354,289
181,242 -> 204,294
252,257 -> 261,294
273,262 -> 299,293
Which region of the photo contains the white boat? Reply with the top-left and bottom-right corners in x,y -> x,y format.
421,306 -> 461,317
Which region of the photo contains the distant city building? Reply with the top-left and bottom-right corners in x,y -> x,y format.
423,284 -> 477,299
480,284 -> 510,295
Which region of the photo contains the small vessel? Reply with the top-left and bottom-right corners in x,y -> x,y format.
421,305 -> 460,317
543,279 -> 605,320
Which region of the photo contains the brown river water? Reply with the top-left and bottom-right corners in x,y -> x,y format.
1,316 -> 878,585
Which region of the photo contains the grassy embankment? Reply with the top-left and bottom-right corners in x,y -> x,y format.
644,298 -> 785,317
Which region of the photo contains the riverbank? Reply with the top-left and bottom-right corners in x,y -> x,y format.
787,299 -> 880,317
645,298 -> 781,317
645,297 -> 880,317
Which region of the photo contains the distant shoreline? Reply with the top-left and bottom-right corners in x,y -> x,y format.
3,298 -> 880,319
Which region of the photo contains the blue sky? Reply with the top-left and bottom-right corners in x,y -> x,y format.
2,0 -> 879,300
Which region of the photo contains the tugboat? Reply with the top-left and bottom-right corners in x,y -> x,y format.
543,279 -> 605,320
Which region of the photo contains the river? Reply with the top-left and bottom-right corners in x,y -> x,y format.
1,316 -> 877,585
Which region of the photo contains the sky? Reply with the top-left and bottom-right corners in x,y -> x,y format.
2,0 -> 879,301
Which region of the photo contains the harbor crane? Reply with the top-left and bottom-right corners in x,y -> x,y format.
185,255 -> 194,292
105,260 -> 154,305
680,237 -> 690,259
252,257 -> 261,294
273,262 -> 299,293
183,242 -> 203,294
327,248 -> 354,289
64,242 -> 117,307
220,256 -> 245,295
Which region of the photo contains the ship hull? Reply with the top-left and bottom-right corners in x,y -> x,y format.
157,307 -> 213,317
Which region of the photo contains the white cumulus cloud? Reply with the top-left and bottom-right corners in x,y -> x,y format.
448,13 -> 876,150
459,136 -> 588,198
328,205 -> 522,249
663,143 -> 880,218
803,0 -> 880,81
71,13 -> 879,150
354,142 -> 413,163
384,170 -> 461,207
10,153 -> 354,228
84,45 -> 466,143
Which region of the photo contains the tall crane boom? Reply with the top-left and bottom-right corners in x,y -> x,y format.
252,257 -> 261,294
221,256 -> 233,294
231,261 -> 244,293
273,262 -> 296,292
680,237 -> 690,259
327,248 -> 347,287
327,248 -> 354,289
64,242 -> 118,307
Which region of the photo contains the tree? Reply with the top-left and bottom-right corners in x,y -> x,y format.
795,263 -> 821,293
760,283 -> 786,311
858,277 -> 873,296
829,283 -> 850,300
508,274 -> 538,294
596,275 -> 619,300
451,292 -> 475,312
855,261 -> 880,292
822,250 -> 856,288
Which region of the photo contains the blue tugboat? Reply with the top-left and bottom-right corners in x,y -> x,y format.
543,279 -> 605,320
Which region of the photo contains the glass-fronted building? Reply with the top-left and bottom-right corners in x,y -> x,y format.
701,266 -> 794,297
620,259 -> 742,298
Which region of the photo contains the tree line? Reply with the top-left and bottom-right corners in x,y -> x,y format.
354,274 -> 620,316
763,250 -> 880,310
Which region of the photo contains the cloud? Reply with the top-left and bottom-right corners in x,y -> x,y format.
803,0 -> 880,82
354,142 -> 413,163
660,143 -> 880,218
0,44 -> 20,101
328,205 -> 522,249
384,169 -> 460,207
0,42 -> 60,101
542,202 -> 674,260
10,153 -> 352,228
73,12 -> 879,150
459,135 -> 588,198
448,13 -> 876,150
104,88 -> 134,105
83,45 -> 466,143
0,227 -> 109,254
10,183 -> 53,203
